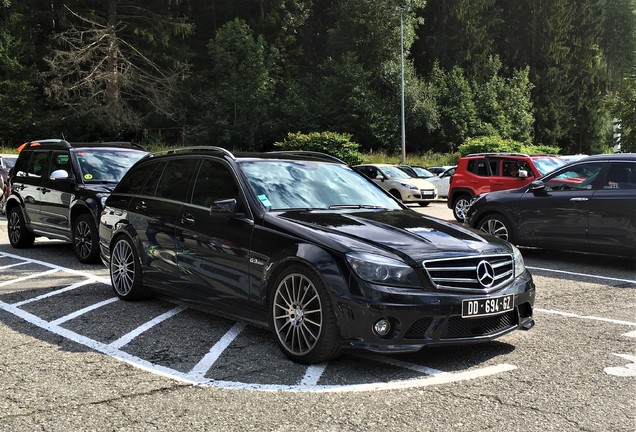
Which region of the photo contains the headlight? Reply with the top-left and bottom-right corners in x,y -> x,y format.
512,245 -> 526,277
346,252 -> 420,287
399,182 -> 418,190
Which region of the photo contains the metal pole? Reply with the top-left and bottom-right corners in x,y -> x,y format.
400,11 -> 406,164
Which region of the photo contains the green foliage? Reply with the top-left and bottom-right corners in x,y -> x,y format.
458,135 -> 560,156
273,132 -> 364,165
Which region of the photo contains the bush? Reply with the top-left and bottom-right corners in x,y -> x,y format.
458,135 -> 560,156
273,132 -> 364,165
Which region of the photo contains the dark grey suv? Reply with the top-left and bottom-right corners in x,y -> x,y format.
6,139 -> 147,263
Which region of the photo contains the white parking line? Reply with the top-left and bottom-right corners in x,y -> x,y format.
12,279 -> 100,307
50,297 -> 119,325
535,308 -> 636,328
189,322 -> 246,378
0,261 -> 30,270
300,364 -> 328,386
0,251 -> 110,284
0,268 -> 60,287
527,266 -> 636,285
109,306 -> 187,350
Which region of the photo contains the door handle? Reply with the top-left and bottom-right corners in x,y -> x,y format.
180,213 -> 195,226
39,187 -> 50,194
569,197 -> 588,202
135,202 -> 147,211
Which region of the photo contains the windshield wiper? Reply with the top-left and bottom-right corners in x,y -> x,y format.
328,204 -> 385,210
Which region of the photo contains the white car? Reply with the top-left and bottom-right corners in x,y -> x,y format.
353,164 -> 438,206
426,166 -> 456,198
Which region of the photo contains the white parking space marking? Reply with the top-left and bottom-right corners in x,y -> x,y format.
527,266 -> 636,285
604,354 -> 636,377
0,252 -> 110,284
50,297 -> 119,325
535,308 -> 636,328
623,330 -> 636,338
109,305 -> 187,350
190,322 -> 246,378
300,364 -> 328,386
0,261 -> 29,270
12,279 -> 100,307
0,268 -> 60,287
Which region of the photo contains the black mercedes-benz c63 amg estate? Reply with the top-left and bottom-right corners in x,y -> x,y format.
99,148 -> 535,364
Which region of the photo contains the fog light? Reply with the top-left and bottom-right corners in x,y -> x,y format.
373,318 -> 391,336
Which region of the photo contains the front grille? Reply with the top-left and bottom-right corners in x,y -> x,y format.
404,318 -> 434,339
423,254 -> 514,293
443,311 -> 516,339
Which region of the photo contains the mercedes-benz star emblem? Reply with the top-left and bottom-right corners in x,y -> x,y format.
476,260 -> 495,287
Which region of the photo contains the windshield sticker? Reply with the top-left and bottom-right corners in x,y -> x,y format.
84,173 -> 93,180
257,194 -> 272,207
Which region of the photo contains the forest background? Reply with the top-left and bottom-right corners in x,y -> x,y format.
0,0 -> 634,160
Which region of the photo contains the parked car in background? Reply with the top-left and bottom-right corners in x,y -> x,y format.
6,139 -> 147,263
426,165 -> 454,175
426,166 -> 456,199
397,165 -> 436,179
448,152 -> 566,222
0,153 -> 18,214
466,153 -> 636,257
99,147 -> 535,364
353,163 -> 438,206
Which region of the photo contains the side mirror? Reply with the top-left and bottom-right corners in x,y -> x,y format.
518,169 -> 528,179
50,169 -> 70,180
529,180 -> 547,195
210,198 -> 237,215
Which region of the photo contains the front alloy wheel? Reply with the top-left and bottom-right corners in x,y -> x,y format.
271,266 -> 341,364
478,214 -> 515,244
110,236 -> 149,300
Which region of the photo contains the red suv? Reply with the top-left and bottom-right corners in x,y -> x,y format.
448,152 -> 566,222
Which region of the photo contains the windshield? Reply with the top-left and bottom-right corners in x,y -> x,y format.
412,167 -> 434,178
534,157 -> 567,176
239,160 -> 403,211
381,165 -> 411,179
74,148 -> 147,183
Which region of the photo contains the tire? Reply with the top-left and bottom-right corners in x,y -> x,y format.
452,195 -> 471,222
110,235 -> 150,300
72,214 -> 100,263
417,202 -> 430,207
389,189 -> 402,201
7,207 -> 35,248
477,214 -> 516,244
269,264 -> 341,364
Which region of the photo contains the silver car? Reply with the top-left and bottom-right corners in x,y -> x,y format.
353,163 -> 438,206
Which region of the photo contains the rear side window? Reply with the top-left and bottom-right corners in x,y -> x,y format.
27,151 -> 51,177
466,158 -> 491,176
155,158 -> 199,202
603,162 -> 636,189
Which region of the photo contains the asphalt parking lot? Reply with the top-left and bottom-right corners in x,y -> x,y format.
0,201 -> 634,431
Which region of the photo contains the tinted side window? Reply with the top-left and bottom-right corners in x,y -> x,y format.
117,161 -> 161,194
466,158 -> 490,176
155,158 -> 198,201
545,162 -> 605,191
51,151 -> 71,173
192,160 -> 238,207
27,151 -> 51,177
603,162 -> 636,189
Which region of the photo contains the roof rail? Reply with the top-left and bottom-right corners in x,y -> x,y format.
267,151 -> 346,164
466,152 -> 530,157
152,146 -> 235,159
18,139 -> 69,151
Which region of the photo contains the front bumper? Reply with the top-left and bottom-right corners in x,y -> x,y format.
332,271 -> 535,352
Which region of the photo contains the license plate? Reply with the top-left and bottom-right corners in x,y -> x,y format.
421,190 -> 434,197
462,294 -> 514,318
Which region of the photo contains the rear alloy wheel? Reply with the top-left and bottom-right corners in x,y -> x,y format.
7,207 -> 35,248
452,195 -> 471,222
73,214 -> 100,263
478,214 -> 516,244
110,236 -> 149,300
270,265 -> 341,364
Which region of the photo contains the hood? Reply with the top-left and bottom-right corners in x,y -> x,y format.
275,208 -> 510,263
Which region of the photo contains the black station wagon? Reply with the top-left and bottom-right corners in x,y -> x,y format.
99,147 -> 535,364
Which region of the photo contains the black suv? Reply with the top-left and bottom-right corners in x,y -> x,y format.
6,139 -> 147,263
99,147 -> 535,364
